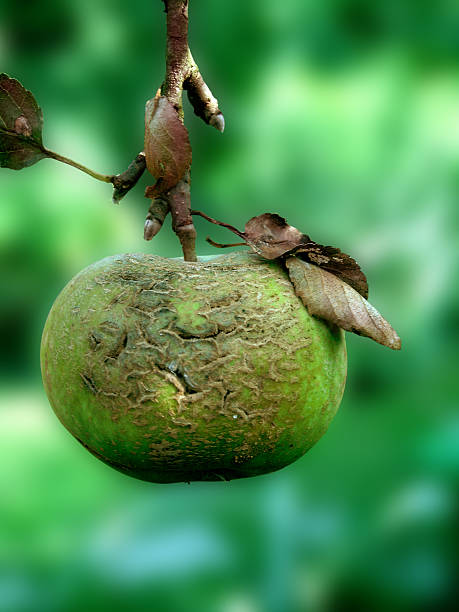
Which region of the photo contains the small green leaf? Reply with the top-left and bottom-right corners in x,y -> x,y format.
0,74 -> 47,170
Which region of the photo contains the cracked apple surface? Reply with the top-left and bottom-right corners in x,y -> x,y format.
41,252 -> 347,483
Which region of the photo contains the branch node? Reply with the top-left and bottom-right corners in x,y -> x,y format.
112,152 -> 146,204
210,113 -> 225,133
184,62 -> 224,131
144,219 -> 163,241
144,196 -> 170,241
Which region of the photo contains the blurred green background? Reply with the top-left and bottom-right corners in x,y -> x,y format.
1,0 -> 459,610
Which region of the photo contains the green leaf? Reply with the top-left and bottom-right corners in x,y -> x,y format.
0,74 -> 47,170
285,256 -> 401,350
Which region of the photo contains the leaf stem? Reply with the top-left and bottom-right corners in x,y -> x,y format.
191,209 -> 245,238
45,149 -> 113,183
206,237 -> 247,249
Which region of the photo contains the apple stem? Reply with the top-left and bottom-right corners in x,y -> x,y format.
146,0 -> 224,262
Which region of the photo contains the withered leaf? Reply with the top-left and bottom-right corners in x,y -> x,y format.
144,91 -> 192,198
0,74 -> 47,170
285,256 -> 401,350
200,212 -> 368,298
243,213 -> 306,259
243,214 -> 368,298
293,243 -> 369,299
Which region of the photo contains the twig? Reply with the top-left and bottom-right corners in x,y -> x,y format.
112,152 -> 146,203
161,0 -> 223,130
144,0 -> 224,261
184,55 -> 224,131
144,196 -> 170,240
161,0 -> 191,113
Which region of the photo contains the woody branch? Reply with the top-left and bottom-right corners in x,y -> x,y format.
144,0 -> 224,261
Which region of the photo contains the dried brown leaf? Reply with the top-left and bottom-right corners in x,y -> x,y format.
285,256 -> 401,350
144,91 -> 192,198
0,74 -> 46,169
293,244 -> 369,299
210,212 -> 368,298
243,213 -> 306,259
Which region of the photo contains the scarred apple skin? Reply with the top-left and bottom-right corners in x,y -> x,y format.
40,252 -> 347,483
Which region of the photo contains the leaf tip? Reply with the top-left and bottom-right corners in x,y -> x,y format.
387,331 -> 402,351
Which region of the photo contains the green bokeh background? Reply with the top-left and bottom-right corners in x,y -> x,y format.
1,1 -> 458,610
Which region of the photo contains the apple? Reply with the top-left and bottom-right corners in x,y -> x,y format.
40,251 -> 347,483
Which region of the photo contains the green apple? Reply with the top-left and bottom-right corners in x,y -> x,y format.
40,251 -> 347,483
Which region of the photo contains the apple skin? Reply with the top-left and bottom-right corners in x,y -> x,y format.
40,252 -> 347,483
